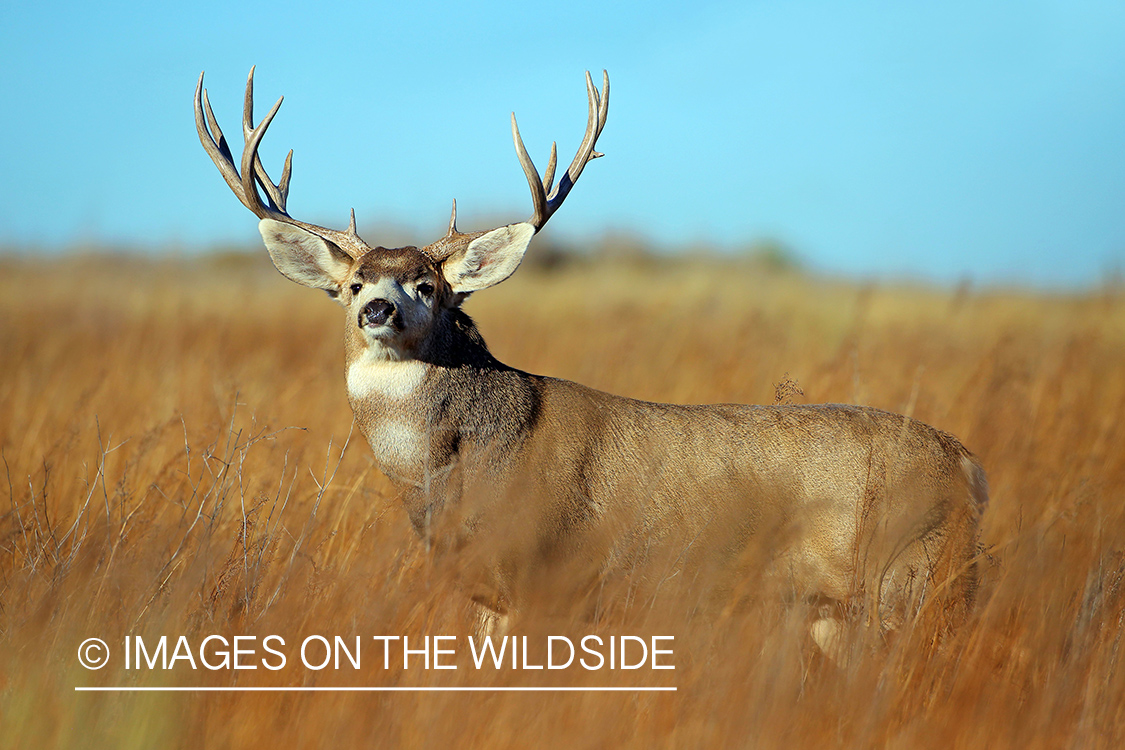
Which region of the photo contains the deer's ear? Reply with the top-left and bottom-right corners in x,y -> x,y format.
259,219 -> 352,294
442,223 -> 535,294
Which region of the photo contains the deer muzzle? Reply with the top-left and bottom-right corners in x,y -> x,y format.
360,299 -> 396,329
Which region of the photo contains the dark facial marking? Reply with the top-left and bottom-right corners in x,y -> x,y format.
356,246 -> 437,284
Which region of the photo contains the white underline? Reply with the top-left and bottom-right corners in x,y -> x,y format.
75,686 -> 675,692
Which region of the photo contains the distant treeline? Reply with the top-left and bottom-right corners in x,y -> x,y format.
0,229 -> 804,274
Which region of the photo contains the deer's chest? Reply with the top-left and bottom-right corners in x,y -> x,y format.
346,358 -> 434,481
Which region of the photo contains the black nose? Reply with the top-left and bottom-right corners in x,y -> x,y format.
360,298 -> 396,327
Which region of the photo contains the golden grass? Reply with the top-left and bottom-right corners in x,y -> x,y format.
2,252 -> 1124,748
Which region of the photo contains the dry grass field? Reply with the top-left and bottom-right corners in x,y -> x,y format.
2,250 -> 1124,748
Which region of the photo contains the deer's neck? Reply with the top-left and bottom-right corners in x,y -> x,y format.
344,309 -> 536,489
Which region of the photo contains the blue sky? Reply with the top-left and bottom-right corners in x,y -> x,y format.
2,1 -> 1123,286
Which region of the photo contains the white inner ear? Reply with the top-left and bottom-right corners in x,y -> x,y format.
444,222 -> 535,293
259,219 -> 352,292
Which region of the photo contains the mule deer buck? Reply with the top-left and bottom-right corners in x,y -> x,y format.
195,68 -> 987,655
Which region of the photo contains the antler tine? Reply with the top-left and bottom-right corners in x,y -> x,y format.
277,149 -> 293,208
196,73 -> 253,212
238,89 -> 285,219
543,142 -> 558,196
241,67 -> 291,214
510,112 -> 548,229
511,70 -> 609,232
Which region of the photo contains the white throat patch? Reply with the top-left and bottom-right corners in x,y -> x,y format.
346,355 -> 429,402
346,354 -> 431,477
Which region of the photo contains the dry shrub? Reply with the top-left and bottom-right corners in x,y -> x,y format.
2,253 -> 1124,748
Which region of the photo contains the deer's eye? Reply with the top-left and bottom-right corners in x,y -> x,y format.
417,282 -> 435,296
349,283 -> 362,295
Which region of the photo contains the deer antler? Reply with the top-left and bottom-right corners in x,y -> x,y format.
511,70 -> 609,232
195,67 -> 369,257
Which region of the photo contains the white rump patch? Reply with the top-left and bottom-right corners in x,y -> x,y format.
346,357 -> 428,402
